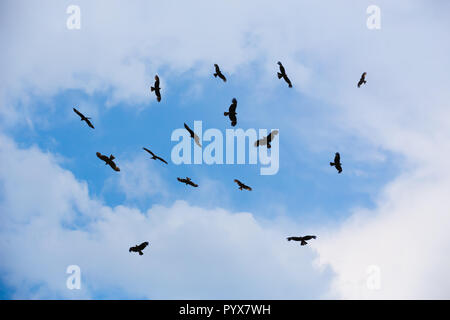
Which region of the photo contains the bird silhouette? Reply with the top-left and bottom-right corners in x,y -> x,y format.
234,179 -> 252,191
287,235 -> 316,246
255,130 -> 279,149
73,108 -> 94,129
224,98 -> 237,126
177,177 -> 198,187
330,152 -> 342,173
213,64 -> 227,82
357,72 -> 367,88
184,123 -> 202,147
277,61 -> 293,88
143,147 -> 168,164
96,152 -> 120,172
129,242 -> 149,255
151,75 -> 162,102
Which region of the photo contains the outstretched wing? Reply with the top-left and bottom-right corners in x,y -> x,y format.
229,113 -> 237,126
229,101 -> 237,114
219,73 -> 227,82
334,152 -> 340,164
138,241 -> 149,250
73,108 -> 84,118
143,147 -> 155,157
268,130 -> 279,141
284,75 -> 293,87
156,156 -> 168,164
193,134 -> 202,147
279,63 -> 286,75
234,179 -> 243,187
184,123 -> 194,136
109,160 -> 120,172
255,136 -> 267,147
154,75 -> 160,87
85,118 -> 94,129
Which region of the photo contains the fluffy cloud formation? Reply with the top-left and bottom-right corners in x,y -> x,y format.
110,153 -> 169,201
0,135 -> 331,299
0,0 -> 372,125
316,168 -> 450,299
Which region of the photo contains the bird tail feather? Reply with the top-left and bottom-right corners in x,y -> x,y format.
214,73 -> 218,77
330,162 -> 335,166
301,240 -> 307,246
150,86 -> 155,92
224,112 -> 229,116
277,72 -> 283,79
139,251 -> 143,256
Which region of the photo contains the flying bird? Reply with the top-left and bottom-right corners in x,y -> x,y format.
234,179 -> 252,191
213,64 -> 227,82
150,75 -> 162,102
357,72 -> 367,88
184,123 -> 202,147
129,242 -> 149,256
73,108 -> 94,129
277,61 -> 293,88
224,98 -> 237,126
255,130 -> 279,149
177,177 -> 198,187
143,147 -> 168,164
96,152 -> 120,172
287,235 -> 317,246
330,152 -> 342,173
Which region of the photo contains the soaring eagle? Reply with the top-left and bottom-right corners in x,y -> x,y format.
287,235 -> 317,246
277,61 -> 293,88
151,75 -> 162,102
255,130 -> 279,149
177,177 -> 198,187
129,242 -> 149,255
357,72 -> 367,88
330,152 -> 342,173
96,152 -> 120,172
224,98 -> 237,127
143,147 -> 168,164
213,64 -> 227,82
73,108 -> 94,129
184,123 -> 202,147
234,179 -> 252,191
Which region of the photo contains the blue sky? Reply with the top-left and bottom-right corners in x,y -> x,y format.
1,0 -> 450,299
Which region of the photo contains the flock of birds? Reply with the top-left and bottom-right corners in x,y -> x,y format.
73,63 -> 368,255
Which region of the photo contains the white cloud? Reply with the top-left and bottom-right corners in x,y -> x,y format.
316,169 -> 450,299
0,134 -> 331,299
109,153 -> 169,201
